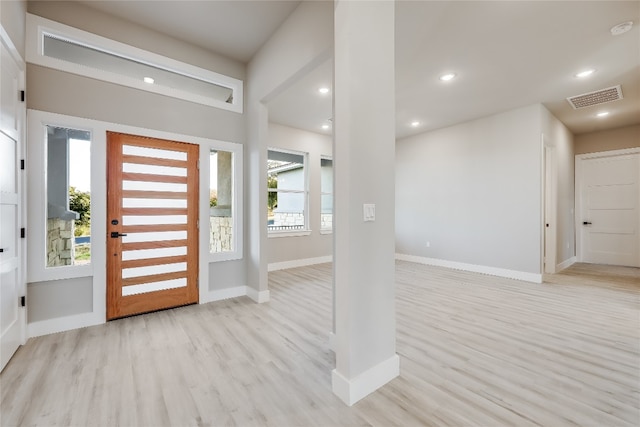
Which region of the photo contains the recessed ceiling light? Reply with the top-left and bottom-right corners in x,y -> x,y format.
610,21 -> 633,36
410,121 -> 421,127
143,77 -> 154,84
597,111 -> 609,117
322,124 -> 330,130
439,73 -> 456,82
318,87 -> 330,94
575,69 -> 595,78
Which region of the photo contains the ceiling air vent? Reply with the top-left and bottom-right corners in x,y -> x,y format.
566,85 -> 623,109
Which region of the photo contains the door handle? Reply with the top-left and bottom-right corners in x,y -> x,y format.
110,232 -> 128,238
583,221 -> 592,225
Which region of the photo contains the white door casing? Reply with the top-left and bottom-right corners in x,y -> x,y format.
576,149 -> 640,267
0,26 -> 26,372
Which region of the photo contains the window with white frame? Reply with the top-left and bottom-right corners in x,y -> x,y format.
27,13 -> 243,113
45,125 -> 92,267
267,149 -> 308,233
209,147 -> 241,257
320,156 -> 333,232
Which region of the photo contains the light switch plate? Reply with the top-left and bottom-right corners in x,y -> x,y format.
363,203 -> 375,222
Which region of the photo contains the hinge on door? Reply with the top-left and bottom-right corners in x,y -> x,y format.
197,220 -> 199,229
20,90 -> 25,102
20,296 -> 26,307
20,159 -> 25,170
20,228 -> 25,238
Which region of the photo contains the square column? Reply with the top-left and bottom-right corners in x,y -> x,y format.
332,0 -> 399,406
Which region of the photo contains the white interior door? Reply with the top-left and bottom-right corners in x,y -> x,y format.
0,31 -> 25,372
577,151 -> 640,267
544,144 -> 557,274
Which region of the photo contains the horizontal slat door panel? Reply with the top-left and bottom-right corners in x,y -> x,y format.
122,154 -> 187,168
122,190 -> 188,199
107,132 -> 198,320
122,270 -> 188,287
122,172 -> 187,184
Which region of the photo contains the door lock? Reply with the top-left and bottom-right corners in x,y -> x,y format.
110,232 -> 128,238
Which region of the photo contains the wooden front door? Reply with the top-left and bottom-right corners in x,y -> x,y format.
107,132 -> 198,320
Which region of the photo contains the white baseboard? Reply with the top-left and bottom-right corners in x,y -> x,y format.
268,255 -> 332,272
396,253 -> 542,284
556,256 -> 577,272
328,331 -> 336,352
200,286 -> 248,304
332,354 -> 400,406
246,287 -> 270,303
28,312 -> 103,338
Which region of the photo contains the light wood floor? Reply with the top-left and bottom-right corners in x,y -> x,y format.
1,262 -> 638,426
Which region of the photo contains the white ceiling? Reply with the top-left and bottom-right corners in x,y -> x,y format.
80,1 -> 640,139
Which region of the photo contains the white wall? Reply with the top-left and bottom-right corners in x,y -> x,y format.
541,106 -> 575,268
396,104 -> 543,277
25,2 -> 247,324
267,123 -> 332,265
575,124 -> 640,155
246,0 -> 333,292
0,0 -> 26,56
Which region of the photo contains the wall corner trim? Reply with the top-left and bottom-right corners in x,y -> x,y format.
200,286 -> 248,304
246,287 -> 270,303
396,253 -> 543,284
556,256 -> 577,272
332,354 -> 400,406
268,255 -> 332,272
27,312 -> 103,338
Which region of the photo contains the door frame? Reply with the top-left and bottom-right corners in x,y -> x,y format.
26,109 -> 243,337
575,147 -> 640,263
542,137 -> 557,274
0,25 -> 27,366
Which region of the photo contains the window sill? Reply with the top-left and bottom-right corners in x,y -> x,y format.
320,229 -> 333,235
268,230 -> 312,238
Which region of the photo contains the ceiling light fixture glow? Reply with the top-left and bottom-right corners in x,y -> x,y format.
597,111 -> 610,117
439,73 -> 456,81
143,76 -> 154,84
575,69 -> 595,78
318,87 -> 330,94
410,121 -> 421,127
610,21 -> 633,36
322,124 -> 330,130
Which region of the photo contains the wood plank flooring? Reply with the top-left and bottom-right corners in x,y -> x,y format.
1,261 -> 638,426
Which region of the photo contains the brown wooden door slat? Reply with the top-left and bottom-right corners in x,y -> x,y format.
122,239 -> 188,251
122,190 -> 188,199
122,172 -> 188,184
107,131 -> 198,320
122,224 -> 188,233
122,154 -> 188,168
122,207 -> 187,216
123,271 -> 188,287
122,255 -> 188,270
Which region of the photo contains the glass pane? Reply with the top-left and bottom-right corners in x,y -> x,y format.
122,145 -> 187,161
122,246 -> 187,261
122,180 -> 187,192
122,231 -> 187,243
44,35 -> 234,104
321,194 -> 333,230
210,149 -> 234,253
321,158 -> 333,230
122,215 -> 187,226
269,192 -> 305,231
0,205 -> 16,260
46,126 -> 92,267
122,198 -> 187,208
122,262 -> 186,279
122,278 -> 187,296
122,163 -> 187,177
